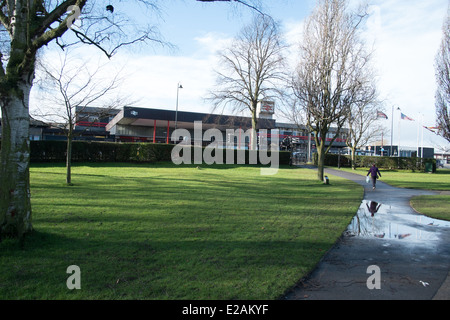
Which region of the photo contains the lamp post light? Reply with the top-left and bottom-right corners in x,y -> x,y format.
175,82 -> 183,131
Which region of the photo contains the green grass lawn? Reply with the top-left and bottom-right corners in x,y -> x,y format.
0,163 -> 363,300
335,167 -> 450,221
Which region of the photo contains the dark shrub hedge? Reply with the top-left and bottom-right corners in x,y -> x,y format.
25,140 -> 290,165
313,152 -> 436,172
29,141 -> 174,163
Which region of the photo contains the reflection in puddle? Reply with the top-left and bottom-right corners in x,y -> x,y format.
345,200 -> 450,242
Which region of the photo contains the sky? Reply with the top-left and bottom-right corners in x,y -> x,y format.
30,0 -> 450,151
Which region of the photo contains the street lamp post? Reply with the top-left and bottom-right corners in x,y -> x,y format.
175,82 -> 183,131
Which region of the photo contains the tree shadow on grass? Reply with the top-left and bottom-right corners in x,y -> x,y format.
0,229 -> 87,252
2,226 -> 338,299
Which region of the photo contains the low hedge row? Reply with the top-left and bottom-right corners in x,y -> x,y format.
314,153 -> 436,172
25,140 -> 290,165
29,141 -> 174,163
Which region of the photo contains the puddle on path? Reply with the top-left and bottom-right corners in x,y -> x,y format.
345,200 -> 450,242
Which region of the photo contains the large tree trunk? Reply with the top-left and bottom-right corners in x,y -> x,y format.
351,146 -> 357,170
0,80 -> 33,240
250,109 -> 258,151
316,144 -> 326,181
66,133 -> 73,185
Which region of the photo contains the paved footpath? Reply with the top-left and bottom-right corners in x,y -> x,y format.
284,167 -> 450,300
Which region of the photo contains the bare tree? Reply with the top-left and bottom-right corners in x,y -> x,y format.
344,72 -> 385,169
34,50 -> 132,185
346,97 -> 386,169
435,10 -> 450,142
0,0 -> 271,240
290,0 -> 374,181
208,14 -> 287,150
0,0 -> 167,240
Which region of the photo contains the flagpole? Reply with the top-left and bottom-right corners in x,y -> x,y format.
398,116 -> 401,157
390,105 -> 394,157
397,109 -> 401,159
417,114 -> 420,159
421,114 -> 424,163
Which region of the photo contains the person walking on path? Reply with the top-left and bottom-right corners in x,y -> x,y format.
367,163 -> 381,190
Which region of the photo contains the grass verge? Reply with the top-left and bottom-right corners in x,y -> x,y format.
410,196 -> 450,222
0,163 -> 363,300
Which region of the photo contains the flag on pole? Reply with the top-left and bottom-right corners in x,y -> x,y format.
424,126 -> 439,134
377,111 -> 388,119
401,113 -> 414,121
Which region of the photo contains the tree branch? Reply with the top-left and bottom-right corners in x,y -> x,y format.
31,1 -> 87,52
196,0 -> 265,16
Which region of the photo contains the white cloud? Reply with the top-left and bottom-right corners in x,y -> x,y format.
357,0 -> 449,148
193,32 -> 233,57
106,31 -> 235,115
364,1 -> 445,112
113,49 -> 220,114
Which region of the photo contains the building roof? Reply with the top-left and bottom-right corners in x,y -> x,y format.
75,106 -> 121,116
0,117 -> 50,128
106,106 -> 276,131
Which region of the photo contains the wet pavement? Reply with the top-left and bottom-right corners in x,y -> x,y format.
284,167 -> 450,300
346,200 -> 450,242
